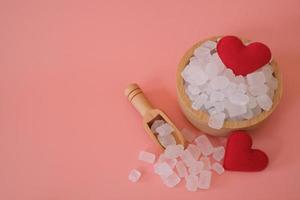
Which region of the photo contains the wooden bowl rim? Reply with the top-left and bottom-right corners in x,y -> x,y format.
176,36 -> 283,129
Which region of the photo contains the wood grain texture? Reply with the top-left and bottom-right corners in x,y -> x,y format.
176,36 -> 283,136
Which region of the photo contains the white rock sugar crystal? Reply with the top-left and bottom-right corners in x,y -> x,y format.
175,161 -> 188,178
161,173 -> 181,188
180,150 -> 196,167
151,120 -> 176,148
186,144 -> 202,160
212,162 -> 225,175
138,151 -> 156,164
165,145 -> 184,159
181,40 -> 278,129
128,169 -> 142,182
200,156 -> 211,170
195,135 -> 214,156
198,170 -> 212,189
156,123 -> 174,136
188,161 -> 204,175
154,162 -> 173,177
212,146 -> 225,161
151,120 -> 165,132
185,174 -> 199,191
158,134 -> 176,148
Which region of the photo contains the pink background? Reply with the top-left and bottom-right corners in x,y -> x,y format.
1,0 -> 300,199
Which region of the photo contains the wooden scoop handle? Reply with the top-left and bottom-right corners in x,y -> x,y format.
124,83 -> 154,116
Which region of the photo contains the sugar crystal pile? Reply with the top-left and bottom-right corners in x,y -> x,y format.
128,126 -> 225,191
181,39 -> 278,129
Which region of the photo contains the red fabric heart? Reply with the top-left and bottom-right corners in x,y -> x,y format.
217,36 -> 272,76
223,131 -> 269,171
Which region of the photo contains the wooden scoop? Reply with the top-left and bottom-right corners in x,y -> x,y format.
124,83 -> 186,150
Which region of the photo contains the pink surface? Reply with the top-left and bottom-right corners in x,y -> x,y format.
0,0 -> 300,199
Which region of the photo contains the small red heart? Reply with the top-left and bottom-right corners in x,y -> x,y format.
223,131 -> 269,171
217,36 -> 272,76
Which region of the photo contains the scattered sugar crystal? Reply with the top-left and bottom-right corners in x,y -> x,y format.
229,92 -> 250,105
180,150 -> 196,167
181,128 -> 197,143
151,120 -> 165,133
198,170 -> 212,189
212,163 -> 224,175
212,146 -> 225,161
187,144 -> 202,160
256,94 -> 273,111
185,174 -> 198,192
247,71 -> 266,85
188,161 -> 204,175
157,154 -> 177,168
128,169 -> 142,182
195,135 -> 214,156
200,156 -> 211,170
161,173 -> 181,188
165,145 -> 184,159
156,123 -> 174,136
158,134 -> 176,147
208,112 -> 226,129
139,151 -> 156,164
175,161 -> 188,178
210,76 -> 230,90
154,162 -> 173,177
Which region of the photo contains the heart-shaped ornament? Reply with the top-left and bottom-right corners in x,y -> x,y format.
217,36 -> 272,76
223,131 -> 269,171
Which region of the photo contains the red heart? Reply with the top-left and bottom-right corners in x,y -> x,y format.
217,36 -> 272,76
223,131 -> 269,171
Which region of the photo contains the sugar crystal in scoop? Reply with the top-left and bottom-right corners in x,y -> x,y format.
198,170 -> 212,189
195,135 -> 214,156
128,169 -> 142,182
158,134 -> 176,147
151,120 -> 165,133
156,123 -> 174,136
256,94 -> 273,111
139,151 -> 156,164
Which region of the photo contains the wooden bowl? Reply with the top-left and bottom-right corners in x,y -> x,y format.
176,36 -> 283,136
